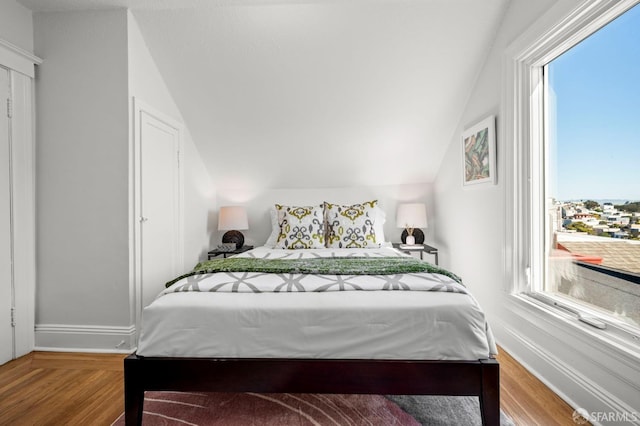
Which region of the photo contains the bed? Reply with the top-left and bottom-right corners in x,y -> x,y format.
124,244 -> 499,425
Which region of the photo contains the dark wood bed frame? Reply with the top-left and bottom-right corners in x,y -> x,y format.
124,355 -> 499,425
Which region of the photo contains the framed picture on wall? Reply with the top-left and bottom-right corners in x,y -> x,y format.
462,115 -> 496,187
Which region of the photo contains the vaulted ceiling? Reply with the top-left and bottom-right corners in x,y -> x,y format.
20,0 -> 509,189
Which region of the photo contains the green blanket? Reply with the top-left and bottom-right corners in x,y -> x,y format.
166,257 -> 462,287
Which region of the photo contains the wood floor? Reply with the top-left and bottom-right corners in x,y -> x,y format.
0,346 -> 579,426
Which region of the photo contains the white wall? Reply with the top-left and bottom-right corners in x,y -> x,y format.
127,11 -> 215,264
34,10 -> 132,349
432,0 -> 558,316
32,9 -> 216,351
0,0 -> 33,52
434,0 -> 640,420
216,183 -> 434,252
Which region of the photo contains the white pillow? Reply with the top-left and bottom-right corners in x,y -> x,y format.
264,207 -> 280,247
373,206 -> 386,243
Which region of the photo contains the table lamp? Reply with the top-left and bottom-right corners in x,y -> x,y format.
396,203 -> 427,245
218,206 -> 249,249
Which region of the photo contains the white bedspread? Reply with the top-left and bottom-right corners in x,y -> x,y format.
137,246 -> 497,360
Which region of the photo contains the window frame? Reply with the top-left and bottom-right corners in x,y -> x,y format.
503,0 -> 640,347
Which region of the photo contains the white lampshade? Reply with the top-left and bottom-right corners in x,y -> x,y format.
218,206 -> 249,230
396,203 -> 428,229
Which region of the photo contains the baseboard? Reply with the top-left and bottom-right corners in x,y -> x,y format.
501,326 -> 638,424
33,346 -> 135,354
34,323 -> 136,353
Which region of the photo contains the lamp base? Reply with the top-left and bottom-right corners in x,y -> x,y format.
222,230 -> 245,249
401,228 -> 424,245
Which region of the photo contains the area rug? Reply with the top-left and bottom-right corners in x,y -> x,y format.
112,392 -> 514,425
387,395 -> 515,426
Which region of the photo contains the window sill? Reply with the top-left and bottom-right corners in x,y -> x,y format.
505,293 -> 640,366
499,293 -> 640,417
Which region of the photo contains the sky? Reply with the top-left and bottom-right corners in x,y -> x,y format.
547,3 -> 640,202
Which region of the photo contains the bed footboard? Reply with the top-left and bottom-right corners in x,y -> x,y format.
124,354 -> 499,426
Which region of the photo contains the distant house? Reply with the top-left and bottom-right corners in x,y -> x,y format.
574,213 -> 593,219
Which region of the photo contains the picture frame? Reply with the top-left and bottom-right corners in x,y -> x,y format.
462,115 -> 496,186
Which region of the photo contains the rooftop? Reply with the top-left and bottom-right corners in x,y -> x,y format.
557,233 -> 640,274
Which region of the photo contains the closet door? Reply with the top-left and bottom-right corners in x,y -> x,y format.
133,99 -> 183,331
10,71 -> 36,358
0,67 -> 12,365
139,113 -> 181,309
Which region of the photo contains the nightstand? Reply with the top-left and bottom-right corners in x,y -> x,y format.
207,245 -> 254,259
393,242 -> 439,265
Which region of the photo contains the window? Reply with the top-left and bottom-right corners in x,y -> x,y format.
542,4 -> 640,330
504,0 -> 640,342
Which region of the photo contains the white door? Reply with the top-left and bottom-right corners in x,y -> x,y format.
0,67 -> 13,365
135,100 -> 183,325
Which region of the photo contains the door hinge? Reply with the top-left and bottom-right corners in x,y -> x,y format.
11,307 -> 16,327
5,98 -> 11,118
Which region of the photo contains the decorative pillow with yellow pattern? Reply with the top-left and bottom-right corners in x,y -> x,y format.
325,200 -> 380,249
274,204 -> 325,249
